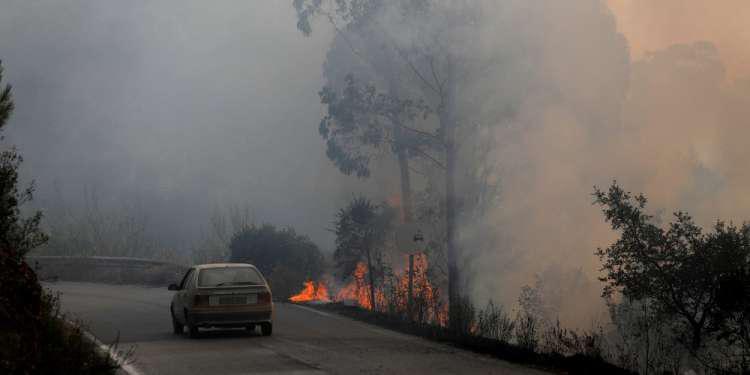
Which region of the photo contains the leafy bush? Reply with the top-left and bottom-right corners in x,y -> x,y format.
229,224 -> 324,299
595,182 -> 750,372
1,247 -> 120,374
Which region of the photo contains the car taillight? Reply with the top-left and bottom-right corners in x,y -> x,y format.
258,291 -> 271,304
194,295 -> 209,306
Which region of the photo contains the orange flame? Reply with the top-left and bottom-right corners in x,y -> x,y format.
289,280 -> 331,303
394,253 -> 447,325
290,255 -> 447,326
334,262 -> 384,309
334,256 -> 447,325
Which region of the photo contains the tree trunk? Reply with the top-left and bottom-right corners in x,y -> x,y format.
389,79 -> 413,225
440,60 -> 461,331
691,323 -> 702,351
394,139 -> 416,319
396,144 -> 414,223
365,241 -> 377,311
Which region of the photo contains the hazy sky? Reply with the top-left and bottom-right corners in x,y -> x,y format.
2,1 -> 747,252
0,1 -> 367,250
609,0 -> 750,78
2,1 -> 750,324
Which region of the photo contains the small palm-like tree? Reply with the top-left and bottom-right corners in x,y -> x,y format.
334,197 -> 395,310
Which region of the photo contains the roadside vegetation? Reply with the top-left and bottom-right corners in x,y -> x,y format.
302,183 -> 750,374
0,61 -> 120,374
594,182 -> 750,373
313,301 -> 630,374
230,223 -> 325,299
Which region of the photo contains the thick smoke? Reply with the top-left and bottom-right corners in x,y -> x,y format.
0,1 -> 363,250
608,0 -> 750,78
460,1 -> 750,327
446,0 -> 630,326
2,0 -> 748,328
302,0 -> 750,327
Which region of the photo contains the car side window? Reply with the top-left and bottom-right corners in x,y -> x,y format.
179,269 -> 194,290
186,271 -> 196,290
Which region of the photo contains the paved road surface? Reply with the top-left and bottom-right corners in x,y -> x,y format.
47,282 -> 548,375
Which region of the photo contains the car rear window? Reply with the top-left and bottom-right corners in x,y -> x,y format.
197,267 -> 265,287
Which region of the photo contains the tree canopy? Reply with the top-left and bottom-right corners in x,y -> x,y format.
319,74 -> 433,178
333,196 -> 396,310
333,197 -> 395,277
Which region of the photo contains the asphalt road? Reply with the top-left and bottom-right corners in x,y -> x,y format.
47,282 -> 548,375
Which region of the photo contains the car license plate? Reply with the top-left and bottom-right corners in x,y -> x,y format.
246,293 -> 258,304
208,294 -> 258,306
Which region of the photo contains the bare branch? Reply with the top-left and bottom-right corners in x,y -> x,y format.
408,165 -> 428,177
429,56 -> 444,95
394,47 -> 441,95
319,9 -> 374,72
398,123 -> 443,144
411,147 -> 446,170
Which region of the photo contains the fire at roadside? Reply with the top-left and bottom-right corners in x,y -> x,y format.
288,254 -> 447,326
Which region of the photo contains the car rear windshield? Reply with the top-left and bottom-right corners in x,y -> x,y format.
197,267 -> 265,287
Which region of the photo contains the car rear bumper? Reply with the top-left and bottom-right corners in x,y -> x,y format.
188,306 -> 273,327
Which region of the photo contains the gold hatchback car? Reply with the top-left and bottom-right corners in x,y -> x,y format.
168,263 -> 274,338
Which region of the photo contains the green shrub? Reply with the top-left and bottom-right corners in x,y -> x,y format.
230,224 -> 325,299
0,247 -> 120,375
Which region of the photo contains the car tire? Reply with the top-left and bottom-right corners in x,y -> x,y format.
188,324 -> 200,338
260,322 -> 272,336
171,306 -> 183,334
185,309 -> 199,338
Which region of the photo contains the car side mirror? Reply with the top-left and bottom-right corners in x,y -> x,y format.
168,284 -> 180,291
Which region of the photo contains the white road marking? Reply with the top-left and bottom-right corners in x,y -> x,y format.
81,329 -> 143,375
285,303 -> 407,338
286,303 -> 340,319
258,371 -> 327,375
284,303 -> 526,366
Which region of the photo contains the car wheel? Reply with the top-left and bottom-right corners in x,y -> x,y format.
185,309 -> 199,338
171,306 -> 183,334
188,324 -> 200,338
260,322 -> 272,336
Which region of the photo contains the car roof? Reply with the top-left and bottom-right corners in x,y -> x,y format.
193,263 -> 258,270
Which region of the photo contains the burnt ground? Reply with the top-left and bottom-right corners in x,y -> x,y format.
301,302 -> 634,375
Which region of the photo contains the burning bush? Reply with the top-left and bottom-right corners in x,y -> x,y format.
288,197 -> 448,326
289,281 -> 331,303
289,254 -> 448,327
332,197 -> 395,310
